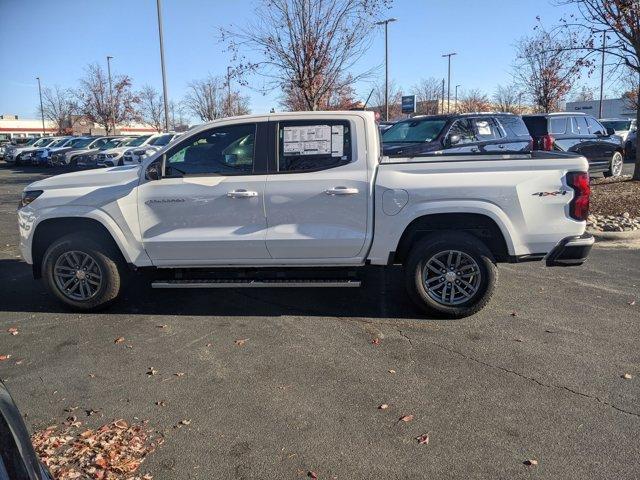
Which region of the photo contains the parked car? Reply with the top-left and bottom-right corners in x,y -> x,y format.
18,111 -> 593,318
76,137 -> 135,168
625,129 -> 637,162
122,132 -> 181,165
4,137 -> 50,165
599,118 -> 636,142
0,380 -> 53,479
381,113 -> 532,156
522,112 -> 624,177
97,134 -> 157,167
378,121 -> 395,134
0,139 -> 9,159
28,137 -> 73,166
51,137 -> 112,167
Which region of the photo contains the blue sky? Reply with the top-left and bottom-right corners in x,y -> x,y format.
0,0 -> 602,120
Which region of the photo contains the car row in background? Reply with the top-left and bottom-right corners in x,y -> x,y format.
381,111 -> 629,177
1,132 -> 182,169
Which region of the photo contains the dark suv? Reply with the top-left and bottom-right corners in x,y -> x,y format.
522,113 -> 624,177
381,113 -> 532,157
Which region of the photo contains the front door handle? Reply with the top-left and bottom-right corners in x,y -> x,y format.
227,189 -> 258,198
325,186 -> 359,196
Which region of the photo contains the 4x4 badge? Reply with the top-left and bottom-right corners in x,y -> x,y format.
532,190 -> 569,197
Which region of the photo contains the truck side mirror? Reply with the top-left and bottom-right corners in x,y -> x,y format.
145,159 -> 162,181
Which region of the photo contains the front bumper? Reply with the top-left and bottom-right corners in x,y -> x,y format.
545,233 -> 594,267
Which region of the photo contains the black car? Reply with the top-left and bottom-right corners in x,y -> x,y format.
381,113 -> 532,157
624,129 -> 637,162
522,113 -> 624,177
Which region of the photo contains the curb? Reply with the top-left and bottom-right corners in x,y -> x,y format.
588,228 -> 640,242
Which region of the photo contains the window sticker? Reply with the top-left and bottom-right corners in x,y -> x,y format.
283,125 -> 344,156
476,121 -> 491,136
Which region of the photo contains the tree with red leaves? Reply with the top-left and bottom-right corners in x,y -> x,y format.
75,63 -> 139,135
221,0 -> 391,111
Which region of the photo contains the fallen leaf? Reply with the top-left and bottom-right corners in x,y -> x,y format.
88,374 -> 96,378
371,337 -> 381,345
8,327 -> 18,335
629,299 -> 636,306
114,337 -> 125,344
388,369 -> 396,374
308,471 -> 318,479
14,360 -> 23,365
206,343 -> 212,347
510,311 -> 518,317
399,415 -> 414,423
378,404 -> 389,410
622,373 -> 633,380
0,355 -> 11,361
64,406 -> 79,413
234,338 -> 248,346
156,324 -> 168,329
174,372 -> 185,377
155,401 -> 166,407
146,367 -> 157,376
524,459 -> 538,466
514,338 -> 523,342
417,433 -> 430,445
86,409 -> 100,416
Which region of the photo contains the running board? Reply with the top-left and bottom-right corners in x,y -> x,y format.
151,279 -> 362,289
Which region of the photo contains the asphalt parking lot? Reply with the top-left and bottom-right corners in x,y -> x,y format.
0,164 -> 639,480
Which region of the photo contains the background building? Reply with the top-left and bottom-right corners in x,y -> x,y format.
564,98 -> 636,119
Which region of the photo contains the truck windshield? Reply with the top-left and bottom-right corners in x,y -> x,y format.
382,119 -> 446,143
601,120 -> 632,131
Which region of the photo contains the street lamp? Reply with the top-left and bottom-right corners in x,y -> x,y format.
156,0 -> 170,132
35,77 -> 45,136
375,17 -> 397,121
454,84 -> 461,113
594,29 -> 612,119
106,55 -> 114,134
441,52 -> 457,113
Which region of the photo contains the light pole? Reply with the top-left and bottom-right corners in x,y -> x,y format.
441,52 -> 457,113
35,77 -> 45,136
156,0 -> 170,132
375,18 -> 397,121
106,55 -> 114,134
454,84 -> 460,113
227,66 -> 232,116
598,30 -> 608,119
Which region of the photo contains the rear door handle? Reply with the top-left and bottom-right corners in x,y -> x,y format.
227,189 -> 258,198
325,186 -> 359,196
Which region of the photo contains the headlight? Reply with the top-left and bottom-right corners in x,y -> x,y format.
19,190 -> 43,209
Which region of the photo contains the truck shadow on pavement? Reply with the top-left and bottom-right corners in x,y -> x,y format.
0,259 -> 426,320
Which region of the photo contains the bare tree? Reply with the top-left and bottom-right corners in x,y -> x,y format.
183,75 -> 250,122
570,84 -> 596,101
38,86 -> 78,134
281,76 -> 358,110
493,84 -> 523,113
412,77 -> 440,114
369,80 -> 403,119
138,85 -> 165,132
513,24 -> 584,113
457,89 -> 492,113
221,0 -> 390,111
559,0 -> 640,179
75,63 -> 139,135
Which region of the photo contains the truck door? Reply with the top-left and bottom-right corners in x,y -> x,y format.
264,118 -> 369,260
137,122 -> 270,265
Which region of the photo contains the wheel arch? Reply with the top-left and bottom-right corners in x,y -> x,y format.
392,212 -> 513,265
31,217 -> 130,278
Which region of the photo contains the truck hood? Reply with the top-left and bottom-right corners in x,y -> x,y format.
26,165 -> 140,192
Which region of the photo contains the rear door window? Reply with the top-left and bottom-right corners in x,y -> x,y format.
549,117 -> 568,134
586,116 -> 606,135
470,118 -> 503,140
446,119 -> 476,144
571,116 -> 590,135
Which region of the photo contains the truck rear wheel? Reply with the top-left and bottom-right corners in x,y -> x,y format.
42,234 -> 123,311
404,232 -> 497,318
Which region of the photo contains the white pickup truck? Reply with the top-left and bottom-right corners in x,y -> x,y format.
18,111 -> 593,318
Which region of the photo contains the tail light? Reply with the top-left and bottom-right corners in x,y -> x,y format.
540,134 -> 555,151
566,171 -> 590,221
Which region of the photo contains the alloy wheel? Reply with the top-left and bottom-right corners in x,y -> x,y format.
422,250 -> 482,306
612,152 -> 623,177
53,251 -> 103,301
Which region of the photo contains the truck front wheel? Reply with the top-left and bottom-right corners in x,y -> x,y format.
405,232 -> 497,318
42,234 -> 123,311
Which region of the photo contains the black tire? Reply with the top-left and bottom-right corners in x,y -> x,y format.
603,151 -> 624,178
404,231 -> 497,319
42,234 -> 124,311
